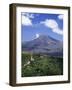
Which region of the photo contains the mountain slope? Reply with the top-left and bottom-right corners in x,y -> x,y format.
22,35 -> 63,57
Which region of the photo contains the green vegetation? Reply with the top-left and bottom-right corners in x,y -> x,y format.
21,52 -> 63,77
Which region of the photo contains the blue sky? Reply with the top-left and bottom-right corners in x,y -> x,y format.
21,12 -> 63,42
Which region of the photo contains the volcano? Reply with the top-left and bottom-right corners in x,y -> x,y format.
22,35 -> 63,57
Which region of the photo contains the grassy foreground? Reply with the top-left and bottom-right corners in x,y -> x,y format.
21,52 -> 63,77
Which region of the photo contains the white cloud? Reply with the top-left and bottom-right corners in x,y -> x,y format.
58,15 -> 63,20
22,13 -> 34,19
40,19 -> 63,35
41,19 -> 58,29
27,13 -> 34,19
53,28 -> 63,35
36,33 -> 40,38
22,15 -> 32,26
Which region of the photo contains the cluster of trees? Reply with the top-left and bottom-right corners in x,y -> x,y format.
21,53 -> 63,77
